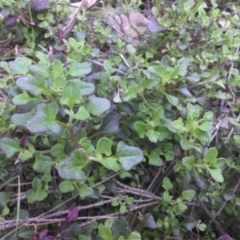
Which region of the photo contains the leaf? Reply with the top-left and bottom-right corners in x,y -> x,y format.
127,231 -> 141,240
98,112 -> 120,134
29,64 -> 49,78
182,217 -> 198,231
0,138 -> 24,158
187,75 -> 201,82
60,180 -> 75,193
60,81 -> 83,109
193,128 -> 210,142
8,61 -> 28,75
66,207 -> 79,224
66,106 -> 90,120
67,61 -> 92,77
112,220 -> 131,240
208,168 -> 224,183
27,103 -> 62,134
76,80 -> 95,96
16,76 -> 50,96
181,190 -> 195,201
58,150 -> 89,180
176,58 -> 188,76
166,94 -> 179,106
142,213 -> 156,229
98,224 -> 113,240
117,142 -> 143,171
134,121 -> 149,138
203,147 -> 218,165
96,137 -> 112,156
36,188 -> 48,201
78,184 -> 94,199
95,157 -> 121,172
182,156 -> 195,170
86,95 -> 110,116
12,92 -> 34,105
104,60 -> 115,76
148,17 -> 166,32
223,189 -> 235,201
162,177 -> 173,191
33,152 -> 53,173
11,112 -> 33,127
149,150 -> 163,167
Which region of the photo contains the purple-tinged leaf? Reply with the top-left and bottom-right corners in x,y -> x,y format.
223,234 -> 234,240
98,112 -> 120,134
20,136 -> 30,148
148,17 -> 166,33
5,16 -> 17,26
39,229 -> 48,239
67,207 -> 79,223
59,207 -> 79,233
220,102 -> 230,114
62,235 -> 72,240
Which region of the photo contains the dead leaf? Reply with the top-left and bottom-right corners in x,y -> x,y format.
105,10 -> 148,44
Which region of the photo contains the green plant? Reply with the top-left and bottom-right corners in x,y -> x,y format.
1,0 -> 240,239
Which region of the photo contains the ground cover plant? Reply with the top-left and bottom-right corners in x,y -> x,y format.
1,0 -> 240,239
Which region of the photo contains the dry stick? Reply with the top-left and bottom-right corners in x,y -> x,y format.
84,58 -> 126,75
129,166 -> 164,229
79,200 -> 159,227
0,197 -> 118,231
206,177 -> 240,233
199,200 -> 225,236
37,172 -> 119,219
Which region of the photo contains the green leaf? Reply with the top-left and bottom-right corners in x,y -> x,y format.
12,92 -> 34,105
182,217 -> 198,231
223,189 -> 235,201
16,76 -> 51,96
98,112 -> 120,134
32,178 -> 42,189
96,137 -> 112,156
29,64 -> 49,77
176,58 -> 188,76
76,80 -> 95,96
60,81 -> 83,109
27,103 -> 62,134
203,147 -> 218,165
178,201 -> 188,212
60,180 -> 75,193
8,61 -> 28,75
181,190 -> 195,201
134,121 -> 149,138
86,95 -> 110,116
182,156 -> 195,170
35,188 -> 48,201
208,168 -> 224,183
58,150 -> 89,180
95,157 -> 121,172
11,112 -> 34,127
65,107 -> 90,120
193,128 -> 210,142
142,213 -> 157,229
162,177 -> 173,191
104,60 -> 115,76
149,150 -> 163,166
117,142 -> 143,171
78,184 -> 94,199
127,232 -> 141,240
33,152 -> 53,173
98,224 -> 113,240
0,137 -> 24,158
166,94 -> 179,106
67,61 -> 92,77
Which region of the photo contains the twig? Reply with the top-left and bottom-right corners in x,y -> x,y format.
207,177 -> 240,233
84,58 -> 126,75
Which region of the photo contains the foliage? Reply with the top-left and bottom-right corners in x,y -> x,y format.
1,0 -> 240,239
